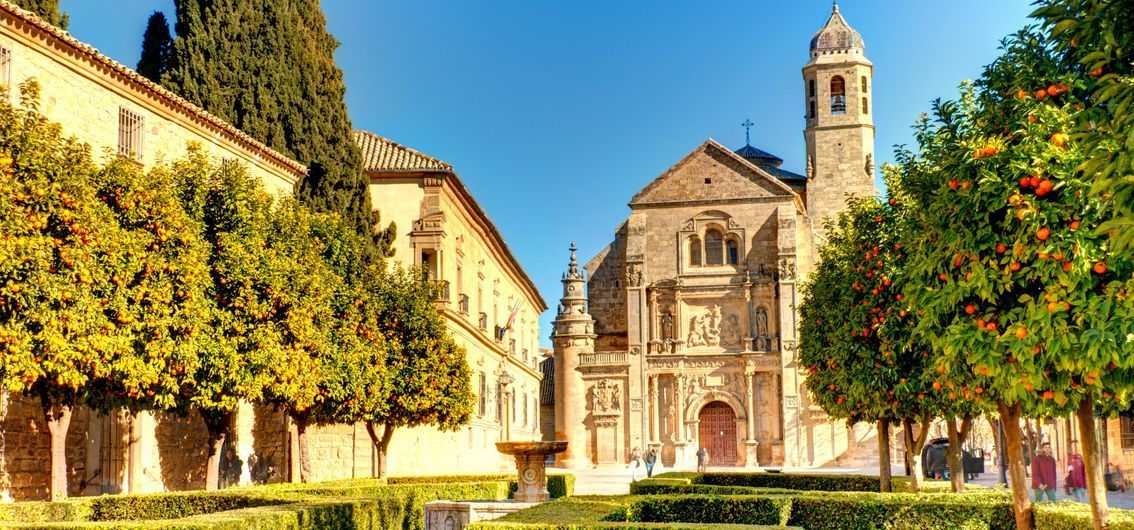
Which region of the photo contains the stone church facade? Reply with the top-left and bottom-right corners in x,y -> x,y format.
552,4 -> 882,469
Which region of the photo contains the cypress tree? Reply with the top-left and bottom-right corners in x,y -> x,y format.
11,0 -> 67,29
163,0 -> 393,260
137,11 -> 172,84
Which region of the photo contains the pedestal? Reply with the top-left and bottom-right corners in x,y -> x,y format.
673,441 -> 690,470
511,453 -> 551,503
745,441 -> 760,468
425,500 -> 538,530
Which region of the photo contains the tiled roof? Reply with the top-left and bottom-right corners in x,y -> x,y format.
0,1 -> 306,176
734,144 -> 784,165
354,130 -> 452,172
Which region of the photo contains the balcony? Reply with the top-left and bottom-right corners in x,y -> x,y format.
458,294 -> 470,315
478,313 -> 489,332
578,351 -> 629,366
434,280 -> 450,302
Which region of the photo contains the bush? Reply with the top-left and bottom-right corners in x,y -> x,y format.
787,492 -> 1014,530
1034,502 -> 1134,530
0,479 -> 509,529
693,472 -> 882,492
388,473 -> 575,499
629,482 -> 794,496
891,477 -> 988,493
626,495 -> 792,526
470,523 -> 801,529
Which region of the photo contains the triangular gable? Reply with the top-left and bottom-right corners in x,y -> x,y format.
629,139 -> 799,207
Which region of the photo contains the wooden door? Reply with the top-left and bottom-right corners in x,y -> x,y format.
698,401 -> 737,466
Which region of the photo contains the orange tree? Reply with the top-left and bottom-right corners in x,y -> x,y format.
896,30 -> 1134,529
254,197 -> 343,483
800,192 -> 936,493
1034,0 -> 1134,251
0,84 -> 210,500
0,84 -> 127,500
362,264 -> 474,477
297,211 -> 388,479
170,150 -> 280,490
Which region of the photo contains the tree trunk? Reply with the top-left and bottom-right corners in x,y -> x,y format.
1,392 -> 10,501
999,401 -> 1034,530
201,410 -> 231,491
292,413 -> 312,483
878,419 -> 892,492
902,413 -> 932,493
1076,397 -> 1110,530
945,416 -> 973,493
989,415 -> 1007,485
366,422 -> 395,478
40,396 -> 73,501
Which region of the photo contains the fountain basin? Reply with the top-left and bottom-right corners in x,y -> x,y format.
496,441 -> 568,502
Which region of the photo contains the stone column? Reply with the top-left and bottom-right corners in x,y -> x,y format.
235,401 -> 256,485
745,371 -> 760,467
649,375 -> 660,443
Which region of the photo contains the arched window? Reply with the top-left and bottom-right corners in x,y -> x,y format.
726,238 -> 739,265
830,76 -> 846,114
809,100 -> 817,119
808,79 -> 816,97
861,75 -> 868,92
689,236 -> 702,266
862,97 -> 869,114
704,229 -> 724,266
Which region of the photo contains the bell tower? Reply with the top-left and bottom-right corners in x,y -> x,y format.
803,2 -> 875,232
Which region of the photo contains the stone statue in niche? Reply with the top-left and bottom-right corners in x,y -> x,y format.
865,154 -> 875,177
721,314 -> 742,348
660,311 -> 674,342
593,379 -> 621,413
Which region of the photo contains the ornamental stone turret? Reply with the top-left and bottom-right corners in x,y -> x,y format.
551,242 -> 594,468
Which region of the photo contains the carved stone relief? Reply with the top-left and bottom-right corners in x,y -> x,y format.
625,263 -> 643,288
778,258 -> 797,281
592,379 -> 621,414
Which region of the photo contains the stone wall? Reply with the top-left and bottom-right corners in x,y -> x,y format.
585,224 -> 628,351
0,394 -> 89,500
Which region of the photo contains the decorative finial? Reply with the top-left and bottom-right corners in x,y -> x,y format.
832,0 -> 839,13
567,242 -> 581,278
742,119 -> 754,146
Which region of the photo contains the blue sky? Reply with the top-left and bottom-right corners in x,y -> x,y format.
61,0 -> 1034,347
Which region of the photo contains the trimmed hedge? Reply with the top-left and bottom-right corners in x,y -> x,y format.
629,482 -> 796,497
626,495 -> 791,526
1034,502 -> 1134,530
787,492 -> 1014,530
0,479 -> 509,530
478,497 -> 800,530
387,473 -> 575,499
470,523 -> 800,529
680,471 -> 882,492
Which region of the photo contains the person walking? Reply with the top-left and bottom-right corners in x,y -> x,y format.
1031,442 -> 1057,502
696,447 -> 709,473
629,447 -> 643,482
644,448 -> 657,478
1066,442 -> 1087,502
927,441 -> 948,480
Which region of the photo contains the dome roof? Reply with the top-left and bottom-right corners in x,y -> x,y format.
734,144 -> 783,167
809,2 -> 864,55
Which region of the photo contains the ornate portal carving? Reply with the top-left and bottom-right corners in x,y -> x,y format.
721,314 -> 743,348
778,258 -> 797,281
687,305 -> 721,347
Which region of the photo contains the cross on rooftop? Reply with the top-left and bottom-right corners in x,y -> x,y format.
742,119 -> 754,146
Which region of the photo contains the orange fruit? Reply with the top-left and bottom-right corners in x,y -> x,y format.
1093,261 -> 1107,274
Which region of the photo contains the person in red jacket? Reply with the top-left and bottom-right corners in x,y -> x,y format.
1031,442 -> 1058,502
1066,441 -> 1087,502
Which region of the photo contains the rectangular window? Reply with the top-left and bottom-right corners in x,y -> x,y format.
478,373 -> 487,417
862,97 -> 869,114
1122,414 -> 1134,449
117,107 -> 145,161
523,392 -> 529,427
0,45 -> 11,91
496,382 -> 504,424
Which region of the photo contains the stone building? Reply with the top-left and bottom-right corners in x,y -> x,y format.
357,130 -> 547,476
0,1 -> 306,500
551,3 -> 883,469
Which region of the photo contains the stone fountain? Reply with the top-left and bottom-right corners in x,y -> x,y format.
424,374 -> 569,530
494,440 -> 568,502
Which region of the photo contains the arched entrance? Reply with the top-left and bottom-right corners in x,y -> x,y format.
697,401 -> 737,466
